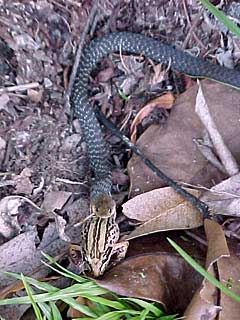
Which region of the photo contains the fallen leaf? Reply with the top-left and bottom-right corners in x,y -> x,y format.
0,230 -> 39,288
96,253 -> 202,313
200,173 -> 240,217
42,191 -> 72,242
128,81 -> 240,197
0,197 -> 23,238
122,187 -> 203,240
150,63 -> 166,86
13,168 -> 34,195
116,55 -> 145,95
42,191 -> 72,212
96,66 -> 115,82
130,92 -> 175,142
0,93 -> 10,110
195,82 -> 239,176
27,88 -> 43,103
184,220 -> 240,320
0,197 -> 88,293
0,305 -> 29,320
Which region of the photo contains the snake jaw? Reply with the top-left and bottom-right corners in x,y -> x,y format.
91,194 -> 116,218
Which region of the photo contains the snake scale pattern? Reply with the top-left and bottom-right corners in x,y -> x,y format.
71,32 -> 240,207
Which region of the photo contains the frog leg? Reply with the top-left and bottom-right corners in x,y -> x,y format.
112,241 -> 129,262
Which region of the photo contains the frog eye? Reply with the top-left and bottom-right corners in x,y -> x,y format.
95,207 -> 99,213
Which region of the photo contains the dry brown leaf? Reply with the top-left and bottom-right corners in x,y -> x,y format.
96,66 -> 115,82
184,220 -> 240,320
122,187 -> 203,240
0,197 -> 23,238
13,168 -> 34,195
42,191 -> 72,242
42,191 -> 72,212
195,82 -> 239,176
27,88 -> 43,103
130,92 -> 175,142
128,81 -> 240,197
150,63 -> 166,85
201,173 -> 240,217
0,230 -> 38,288
96,253 -> 202,313
0,93 -> 10,110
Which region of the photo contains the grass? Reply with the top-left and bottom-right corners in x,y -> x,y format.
0,253 -> 177,320
199,0 -> 240,37
168,238 -> 240,303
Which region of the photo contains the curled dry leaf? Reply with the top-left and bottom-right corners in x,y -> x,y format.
150,63 -> 166,86
96,253 -> 202,313
195,82 -> 239,176
184,220 -> 240,320
200,173 -> 240,217
130,92 -> 175,143
122,187 -> 203,240
0,195 -> 41,239
0,197 -> 23,238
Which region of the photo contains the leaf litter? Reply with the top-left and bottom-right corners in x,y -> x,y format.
0,1 -> 240,319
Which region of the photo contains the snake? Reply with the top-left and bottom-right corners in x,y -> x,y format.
71,32 -> 240,217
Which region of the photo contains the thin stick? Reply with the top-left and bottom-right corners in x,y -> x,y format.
0,82 -> 39,94
96,108 -> 210,219
65,2 -> 99,108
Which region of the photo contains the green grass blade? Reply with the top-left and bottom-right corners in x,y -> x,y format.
21,274 -> 43,320
3,271 -> 59,293
38,302 -> 52,320
118,89 -> 130,101
41,259 -> 86,284
49,301 -> 62,320
91,301 -> 111,316
139,308 -> 149,320
61,297 -> 97,317
158,316 -> 179,320
88,310 -> 140,320
199,0 -> 240,37
168,238 -> 240,303
82,296 -> 126,310
0,283 -> 107,306
41,252 -> 89,284
121,298 -> 164,317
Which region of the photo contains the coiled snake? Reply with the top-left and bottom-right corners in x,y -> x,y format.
71,32 -> 240,218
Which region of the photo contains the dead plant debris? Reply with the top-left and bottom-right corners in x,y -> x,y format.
0,1 -> 240,319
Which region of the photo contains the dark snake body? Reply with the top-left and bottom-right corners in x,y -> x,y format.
71,32 -> 240,202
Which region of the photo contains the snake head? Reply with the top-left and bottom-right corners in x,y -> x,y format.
91,194 -> 116,218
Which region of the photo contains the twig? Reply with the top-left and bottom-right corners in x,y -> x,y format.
184,230 -> 207,246
64,2 -> 99,108
96,108 -> 210,219
0,82 -> 39,94
182,1 -> 205,51
1,195 -> 41,211
55,177 -> 88,185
